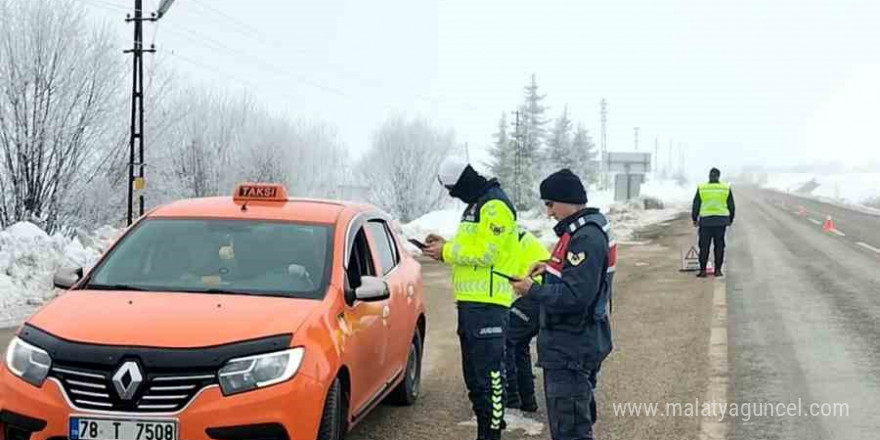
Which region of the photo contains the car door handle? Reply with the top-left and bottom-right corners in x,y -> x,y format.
382,305 -> 391,319
406,285 -> 415,298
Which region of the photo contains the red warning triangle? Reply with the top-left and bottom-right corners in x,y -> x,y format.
685,246 -> 699,260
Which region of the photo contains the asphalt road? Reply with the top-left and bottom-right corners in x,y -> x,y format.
726,187 -> 880,439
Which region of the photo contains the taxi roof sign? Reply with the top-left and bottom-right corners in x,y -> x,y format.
234,183 -> 288,202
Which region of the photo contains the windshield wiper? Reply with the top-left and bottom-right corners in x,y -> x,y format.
198,288 -> 251,295
83,283 -> 147,291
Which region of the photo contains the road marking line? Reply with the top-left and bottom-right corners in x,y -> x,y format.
700,278 -> 728,440
808,218 -> 822,225
831,229 -> 846,237
857,242 -> 880,254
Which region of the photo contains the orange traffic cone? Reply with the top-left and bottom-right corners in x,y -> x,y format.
706,260 -> 715,275
797,206 -> 807,217
822,215 -> 835,232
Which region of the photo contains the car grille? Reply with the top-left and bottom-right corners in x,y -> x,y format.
51,363 -> 216,413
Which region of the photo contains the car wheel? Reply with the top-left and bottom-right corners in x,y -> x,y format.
387,330 -> 423,406
317,378 -> 347,440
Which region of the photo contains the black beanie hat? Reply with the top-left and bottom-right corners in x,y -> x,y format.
540,169 -> 587,204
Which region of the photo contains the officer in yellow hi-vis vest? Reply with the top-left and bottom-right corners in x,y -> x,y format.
504,230 -> 550,413
691,167 -> 736,277
423,156 -> 519,440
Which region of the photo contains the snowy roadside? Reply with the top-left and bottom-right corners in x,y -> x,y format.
760,172 -> 880,215
401,178 -> 692,253
0,223 -> 119,328
0,179 -> 692,328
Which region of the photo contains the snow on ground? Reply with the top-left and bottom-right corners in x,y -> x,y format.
402,179 -> 691,252
762,172 -> 880,209
0,222 -> 118,327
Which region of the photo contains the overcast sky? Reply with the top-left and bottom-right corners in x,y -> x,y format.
79,0 -> 880,179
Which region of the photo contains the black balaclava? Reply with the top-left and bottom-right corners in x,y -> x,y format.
449,165 -> 490,204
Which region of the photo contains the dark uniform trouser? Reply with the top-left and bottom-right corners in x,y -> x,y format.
698,225 -> 727,271
505,296 -> 539,407
457,302 -> 509,439
544,367 -> 600,440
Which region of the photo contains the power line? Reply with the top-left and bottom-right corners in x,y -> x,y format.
74,0 -> 129,13
165,50 -> 427,115
160,25 -> 351,98
165,2 -> 476,113
189,0 -> 264,40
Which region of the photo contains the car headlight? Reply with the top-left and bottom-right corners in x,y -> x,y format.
218,347 -> 304,395
4,337 -> 52,387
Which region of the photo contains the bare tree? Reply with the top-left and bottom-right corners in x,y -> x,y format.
0,0 -> 122,230
361,117 -> 454,222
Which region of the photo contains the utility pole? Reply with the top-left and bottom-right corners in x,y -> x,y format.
654,136 -> 658,175
600,99 -> 607,189
124,0 -> 175,226
512,110 -> 523,207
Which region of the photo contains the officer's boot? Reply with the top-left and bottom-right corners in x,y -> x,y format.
505,391 -> 522,410
482,426 -> 502,440
519,394 -> 538,413
696,269 -> 708,278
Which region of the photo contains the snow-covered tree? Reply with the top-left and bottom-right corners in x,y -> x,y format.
487,113 -> 514,187
547,106 -> 574,172
0,0 -> 122,230
512,74 -> 548,209
571,123 -> 599,185
360,118 -> 455,222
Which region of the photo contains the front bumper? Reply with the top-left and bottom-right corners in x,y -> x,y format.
0,365 -> 326,440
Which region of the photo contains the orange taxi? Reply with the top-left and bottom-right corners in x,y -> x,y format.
0,184 -> 426,440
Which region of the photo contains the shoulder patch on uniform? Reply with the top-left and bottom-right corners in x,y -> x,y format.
567,251 -> 586,266
490,223 -> 505,236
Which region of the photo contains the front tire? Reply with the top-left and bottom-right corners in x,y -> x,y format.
317,378 -> 347,440
387,330 -> 423,406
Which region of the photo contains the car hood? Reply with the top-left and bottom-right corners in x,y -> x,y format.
27,290 -> 321,348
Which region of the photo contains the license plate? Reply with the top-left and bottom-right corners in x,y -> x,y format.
69,417 -> 178,440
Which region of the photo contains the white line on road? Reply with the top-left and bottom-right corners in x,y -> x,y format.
857,242 -> 880,254
831,229 -> 846,237
808,218 -> 822,225
700,278 -> 728,440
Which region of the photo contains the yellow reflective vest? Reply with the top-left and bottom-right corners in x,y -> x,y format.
515,230 -> 551,279
698,182 -> 731,217
442,199 -> 520,307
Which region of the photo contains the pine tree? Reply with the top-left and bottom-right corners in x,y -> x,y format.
547,106 -> 574,172
571,123 -> 599,185
512,74 -> 548,209
487,113 -> 515,189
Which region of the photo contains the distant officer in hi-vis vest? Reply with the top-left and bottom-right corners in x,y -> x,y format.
691,167 -> 736,278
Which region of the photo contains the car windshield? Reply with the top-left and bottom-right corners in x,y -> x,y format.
84,219 -> 333,299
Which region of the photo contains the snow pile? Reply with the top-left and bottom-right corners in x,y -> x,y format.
762,173 -> 880,208
641,178 -> 694,207
0,222 -> 119,327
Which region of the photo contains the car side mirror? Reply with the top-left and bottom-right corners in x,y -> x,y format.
354,276 -> 389,302
53,267 -> 83,290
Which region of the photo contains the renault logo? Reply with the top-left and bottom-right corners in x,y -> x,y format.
112,361 -> 143,400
